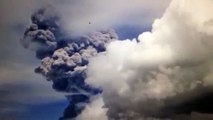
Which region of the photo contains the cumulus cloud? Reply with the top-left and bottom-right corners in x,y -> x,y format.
76,96 -> 108,120
86,0 -> 213,119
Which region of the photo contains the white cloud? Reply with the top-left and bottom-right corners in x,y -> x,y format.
77,96 -> 108,120
86,0 -> 213,119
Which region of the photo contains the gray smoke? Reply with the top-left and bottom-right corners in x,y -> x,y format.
21,7 -> 118,119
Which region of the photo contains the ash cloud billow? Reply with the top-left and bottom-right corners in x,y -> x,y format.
21,7 -> 118,119
21,0 -> 213,120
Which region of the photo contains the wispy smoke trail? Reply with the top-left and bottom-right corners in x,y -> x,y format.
21,7 -> 118,119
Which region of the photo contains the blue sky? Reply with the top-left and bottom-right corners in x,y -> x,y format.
18,101 -> 68,120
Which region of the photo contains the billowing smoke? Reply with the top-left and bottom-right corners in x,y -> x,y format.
21,7 -> 118,119
84,0 -> 213,119
21,0 -> 213,120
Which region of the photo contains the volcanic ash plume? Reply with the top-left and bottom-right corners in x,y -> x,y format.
21,0 -> 213,119
21,8 -> 118,119
86,0 -> 213,119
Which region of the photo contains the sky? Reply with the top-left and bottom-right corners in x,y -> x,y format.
2,0 -> 213,120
